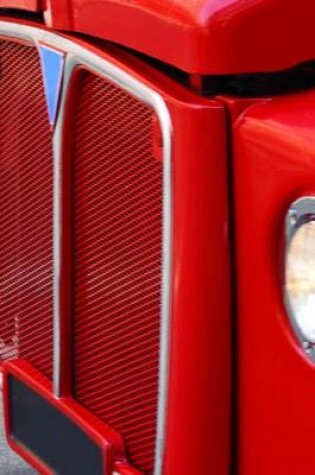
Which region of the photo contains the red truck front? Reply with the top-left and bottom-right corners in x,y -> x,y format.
0,1 -> 314,474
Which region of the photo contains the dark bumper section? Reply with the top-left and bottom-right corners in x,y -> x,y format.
8,376 -> 104,475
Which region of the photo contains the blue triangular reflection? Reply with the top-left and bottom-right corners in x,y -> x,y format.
39,46 -> 65,126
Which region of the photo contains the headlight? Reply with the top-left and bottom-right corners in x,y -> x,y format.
285,197 -> 315,353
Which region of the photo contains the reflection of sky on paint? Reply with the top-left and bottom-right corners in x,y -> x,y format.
39,46 -> 65,126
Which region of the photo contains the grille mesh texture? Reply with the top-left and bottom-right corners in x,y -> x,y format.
73,71 -> 163,474
0,40 -> 53,381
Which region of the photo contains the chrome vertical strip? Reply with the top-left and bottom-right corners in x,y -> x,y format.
155,83 -> 172,475
0,21 -> 172,474
52,56 -> 67,397
52,99 -> 62,398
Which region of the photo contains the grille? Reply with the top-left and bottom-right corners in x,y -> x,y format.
0,40 -> 53,380
73,71 -> 163,474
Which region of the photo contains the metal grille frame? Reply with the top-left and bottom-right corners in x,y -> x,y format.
0,21 -> 172,475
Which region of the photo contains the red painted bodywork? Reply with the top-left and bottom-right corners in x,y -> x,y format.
1,0 -> 315,472
0,0 -> 39,11
2,0 -> 315,74
164,86 -> 230,475
233,90 -> 315,473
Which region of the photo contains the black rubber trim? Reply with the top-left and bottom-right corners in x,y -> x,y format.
8,376 -> 104,475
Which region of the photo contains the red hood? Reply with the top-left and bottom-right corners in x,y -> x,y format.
2,0 -> 315,75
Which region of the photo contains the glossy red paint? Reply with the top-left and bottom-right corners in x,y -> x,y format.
0,0 -> 40,11
1,0 -> 315,75
3,0 -> 315,75
233,89 -> 315,474
164,90 -> 231,475
0,19 -> 231,475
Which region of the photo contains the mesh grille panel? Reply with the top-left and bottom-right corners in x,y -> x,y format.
73,71 -> 163,474
0,40 -> 53,380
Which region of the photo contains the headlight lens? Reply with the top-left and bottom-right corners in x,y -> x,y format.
286,219 -> 315,344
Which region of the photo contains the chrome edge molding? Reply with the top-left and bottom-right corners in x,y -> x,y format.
285,196 -> 315,361
0,21 -> 172,475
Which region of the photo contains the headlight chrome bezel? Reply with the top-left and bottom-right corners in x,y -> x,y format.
285,196 -> 315,360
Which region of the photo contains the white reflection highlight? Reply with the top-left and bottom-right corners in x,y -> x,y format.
286,220 -> 315,343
